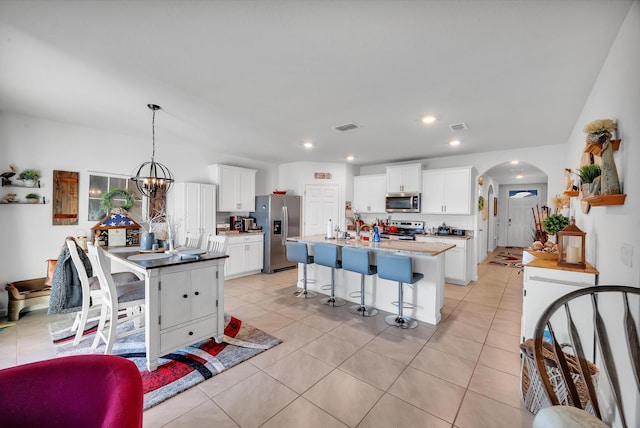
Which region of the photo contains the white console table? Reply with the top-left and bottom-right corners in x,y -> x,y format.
104,248 -> 228,371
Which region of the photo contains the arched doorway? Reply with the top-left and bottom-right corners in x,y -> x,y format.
478,162 -> 547,255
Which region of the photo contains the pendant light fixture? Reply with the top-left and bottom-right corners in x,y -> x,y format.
131,104 -> 174,198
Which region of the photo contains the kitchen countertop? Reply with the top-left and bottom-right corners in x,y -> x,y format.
290,234 -> 455,256
418,233 -> 473,240
218,230 -> 264,236
524,257 -> 599,275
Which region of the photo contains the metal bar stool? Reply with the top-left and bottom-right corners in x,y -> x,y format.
376,253 -> 423,329
313,242 -> 346,307
286,242 -> 316,298
341,247 -> 377,317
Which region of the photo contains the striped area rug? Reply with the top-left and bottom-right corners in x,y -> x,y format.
49,314 -> 281,409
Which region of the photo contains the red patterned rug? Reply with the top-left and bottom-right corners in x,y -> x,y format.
488,248 -> 524,268
49,315 -> 281,409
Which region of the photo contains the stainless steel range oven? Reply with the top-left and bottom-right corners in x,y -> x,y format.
381,220 -> 424,240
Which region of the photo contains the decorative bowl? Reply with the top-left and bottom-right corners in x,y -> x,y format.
525,250 -> 558,260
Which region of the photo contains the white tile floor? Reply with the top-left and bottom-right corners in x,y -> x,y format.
0,249 -> 535,427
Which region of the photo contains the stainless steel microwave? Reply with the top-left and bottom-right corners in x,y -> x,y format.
385,193 -> 421,213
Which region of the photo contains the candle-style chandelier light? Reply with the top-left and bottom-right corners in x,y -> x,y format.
131,104 -> 174,198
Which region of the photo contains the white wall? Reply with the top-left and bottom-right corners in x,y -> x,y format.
563,3 -> 639,426
0,113 -> 277,315
278,161 -> 356,232
566,1 -> 640,285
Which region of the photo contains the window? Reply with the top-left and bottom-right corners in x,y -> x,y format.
88,173 -> 143,221
509,189 -> 538,198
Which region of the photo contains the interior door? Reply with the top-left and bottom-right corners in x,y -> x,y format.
507,195 -> 538,247
304,184 -> 340,236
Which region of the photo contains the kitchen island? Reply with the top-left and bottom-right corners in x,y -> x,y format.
103,247 -> 228,371
289,235 -> 455,325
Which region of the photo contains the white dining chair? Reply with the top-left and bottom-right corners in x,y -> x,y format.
66,238 -> 140,346
206,234 -> 228,254
199,232 -> 212,250
88,244 -> 146,354
183,232 -> 201,249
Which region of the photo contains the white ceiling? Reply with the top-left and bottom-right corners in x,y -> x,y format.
0,0 -> 634,168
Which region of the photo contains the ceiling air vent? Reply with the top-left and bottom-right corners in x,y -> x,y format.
334,123 -> 360,132
448,122 -> 468,132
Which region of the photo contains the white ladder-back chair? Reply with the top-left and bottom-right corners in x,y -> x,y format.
67,239 -> 141,346
199,233 -> 212,250
206,234 -> 228,254
183,232 -> 201,249
87,244 -> 146,354
66,238 -> 101,346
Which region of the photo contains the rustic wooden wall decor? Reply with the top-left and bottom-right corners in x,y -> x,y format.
52,170 -> 79,225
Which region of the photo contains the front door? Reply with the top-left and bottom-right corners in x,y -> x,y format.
507,191 -> 539,247
304,184 -> 340,236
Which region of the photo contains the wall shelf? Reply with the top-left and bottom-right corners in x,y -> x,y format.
563,190 -> 579,197
1,181 -> 42,188
581,194 -> 626,206
584,139 -> 620,157
0,200 -> 47,205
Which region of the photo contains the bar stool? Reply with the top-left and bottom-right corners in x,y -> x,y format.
341,247 -> 377,317
286,242 -> 316,298
376,253 -> 423,329
313,243 -> 346,307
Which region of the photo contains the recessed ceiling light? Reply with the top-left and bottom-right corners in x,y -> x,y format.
511,160 -> 519,165
421,115 -> 436,125
303,141 -> 313,149
516,174 -> 524,179
449,139 -> 460,146
345,155 -> 354,161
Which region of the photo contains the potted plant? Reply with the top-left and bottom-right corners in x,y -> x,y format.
25,193 -> 40,204
578,164 -> 601,196
543,213 -> 569,237
19,169 -> 40,187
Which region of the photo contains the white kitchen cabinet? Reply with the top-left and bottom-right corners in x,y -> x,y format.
416,236 -> 470,285
209,164 -> 257,212
170,182 -> 217,247
353,174 -> 386,213
225,233 -> 264,279
386,163 -> 422,193
158,263 -> 222,354
421,167 -> 472,214
521,260 -> 598,345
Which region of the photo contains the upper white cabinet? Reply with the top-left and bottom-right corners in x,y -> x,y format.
210,164 -> 257,212
353,174 -> 386,213
386,163 -> 422,193
421,167 -> 472,215
170,182 -> 217,246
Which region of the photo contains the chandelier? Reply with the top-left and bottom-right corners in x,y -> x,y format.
131,104 -> 174,198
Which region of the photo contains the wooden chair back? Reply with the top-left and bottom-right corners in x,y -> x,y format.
533,285 -> 640,428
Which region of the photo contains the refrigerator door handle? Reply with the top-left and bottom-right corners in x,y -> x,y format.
282,206 -> 288,245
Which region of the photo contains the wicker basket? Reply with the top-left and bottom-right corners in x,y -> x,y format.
520,339 -> 599,415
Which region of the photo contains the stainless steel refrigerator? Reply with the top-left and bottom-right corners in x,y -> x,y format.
251,194 -> 301,273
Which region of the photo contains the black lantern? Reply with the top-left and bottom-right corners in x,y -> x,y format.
131,104 -> 174,198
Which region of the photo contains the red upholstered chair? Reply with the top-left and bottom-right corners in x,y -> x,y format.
0,355 -> 143,428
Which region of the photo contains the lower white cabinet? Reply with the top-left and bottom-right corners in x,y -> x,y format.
416,236 -> 470,285
225,234 -> 264,279
521,261 -> 598,344
158,263 -> 222,354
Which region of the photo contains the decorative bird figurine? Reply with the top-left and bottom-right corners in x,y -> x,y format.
1,165 -> 17,186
